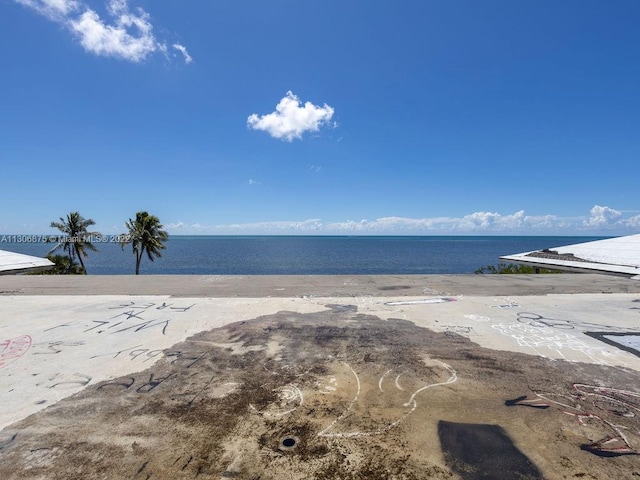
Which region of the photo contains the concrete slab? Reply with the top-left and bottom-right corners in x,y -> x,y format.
0,295 -> 326,429
501,234 -> 640,277
1,276 -> 640,479
3,273 -> 640,296
0,249 -> 53,275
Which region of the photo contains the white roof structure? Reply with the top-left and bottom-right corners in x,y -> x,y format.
0,249 -> 54,275
501,234 -> 640,278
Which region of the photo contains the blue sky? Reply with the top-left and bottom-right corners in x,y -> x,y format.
2,0 -> 640,235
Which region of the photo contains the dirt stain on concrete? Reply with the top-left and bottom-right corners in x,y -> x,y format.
1,305 -> 639,479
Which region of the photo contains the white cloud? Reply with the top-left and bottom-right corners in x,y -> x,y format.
166,221 -> 187,229
68,7 -> 156,61
172,43 -> 192,64
584,205 -> 622,227
622,214 -> 640,228
165,221 -> 207,231
162,205 -> 640,236
248,179 -> 259,186
247,91 -> 335,141
14,0 -> 191,63
15,0 -> 79,19
456,210 -> 526,231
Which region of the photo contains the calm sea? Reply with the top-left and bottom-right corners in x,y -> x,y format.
2,235 -> 607,275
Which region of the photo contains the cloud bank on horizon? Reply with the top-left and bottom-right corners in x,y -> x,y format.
165,205 -> 640,236
247,91 -> 336,141
14,0 -> 191,63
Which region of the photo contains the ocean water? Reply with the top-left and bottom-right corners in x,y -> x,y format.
1,235 -> 607,275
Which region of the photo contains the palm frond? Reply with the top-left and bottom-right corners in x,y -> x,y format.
48,211 -> 100,274
122,211 -> 169,273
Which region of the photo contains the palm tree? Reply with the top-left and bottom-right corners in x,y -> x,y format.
48,212 -> 100,274
43,254 -> 85,275
120,211 -> 169,275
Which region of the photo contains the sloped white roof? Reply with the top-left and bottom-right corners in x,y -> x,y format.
501,234 -> 640,278
0,249 -> 54,275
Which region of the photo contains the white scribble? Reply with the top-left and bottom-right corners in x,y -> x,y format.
319,360 -> 457,438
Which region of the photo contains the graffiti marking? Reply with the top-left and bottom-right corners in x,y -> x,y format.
0,335 -> 32,369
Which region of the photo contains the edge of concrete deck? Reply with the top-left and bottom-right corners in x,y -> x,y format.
1,273 -> 640,297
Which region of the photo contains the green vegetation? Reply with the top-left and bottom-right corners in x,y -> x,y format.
47,212 -> 100,274
28,211 -> 171,275
41,254 -> 84,275
120,211 -> 169,275
474,263 -> 561,274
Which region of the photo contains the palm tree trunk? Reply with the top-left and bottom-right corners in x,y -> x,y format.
135,248 -> 143,275
75,244 -> 87,274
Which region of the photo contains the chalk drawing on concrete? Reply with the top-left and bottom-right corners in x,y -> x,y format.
0,335 -> 32,369
263,359 -> 313,378
506,383 -> 640,457
490,299 -> 521,308
317,359 -> 457,438
108,301 -> 195,313
491,322 -> 625,365
385,298 -> 456,306
317,377 -> 338,395
464,314 -> 490,322
516,312 -> 640,333
89,344 -> 165,362
44,301 -> 197,337
250,384 -> 304,419
96,372 -> 174,394
378,369 -> 392,393
32,340 -> 84,356
439,325 -> 478,338
38,373 -> 92,390
0,299 -> 203,432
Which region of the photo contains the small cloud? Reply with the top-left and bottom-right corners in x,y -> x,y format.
456,210 -> 526,231
623,214 -> 640,228
14,0 -> 190,64
248,179 -> 260,186
166,221 -> 191,230
309,165 -> 322,173
583,205 -> 622,227
68,6 -> 157,62
247,91 -> 335,142
165,221 -> 205,233
15,0 -> 79,19
172,43 -> 192,64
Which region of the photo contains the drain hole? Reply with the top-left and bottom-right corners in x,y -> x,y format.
279,435 -> 299,451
